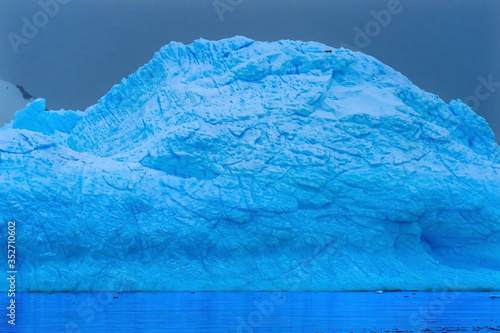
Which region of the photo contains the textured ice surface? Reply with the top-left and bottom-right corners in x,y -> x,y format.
1,36 -> 500,291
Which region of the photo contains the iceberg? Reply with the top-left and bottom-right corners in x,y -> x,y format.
1,36 -> 499,291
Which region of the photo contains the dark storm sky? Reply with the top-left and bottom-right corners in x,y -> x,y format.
1,0 -> 499,140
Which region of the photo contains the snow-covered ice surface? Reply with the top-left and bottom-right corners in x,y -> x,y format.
1,36 -> 500,292
0,79 -> 34,126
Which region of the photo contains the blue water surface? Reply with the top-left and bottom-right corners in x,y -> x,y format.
1,292 -> 500,332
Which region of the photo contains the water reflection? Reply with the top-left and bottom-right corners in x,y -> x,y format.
1,292 -> 500,332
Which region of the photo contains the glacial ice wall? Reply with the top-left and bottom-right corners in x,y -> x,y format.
1,36 -> 500,291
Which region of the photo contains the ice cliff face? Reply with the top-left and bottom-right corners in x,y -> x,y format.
1,36 -> 500,291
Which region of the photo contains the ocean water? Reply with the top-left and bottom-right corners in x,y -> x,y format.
1,292 -> 500,332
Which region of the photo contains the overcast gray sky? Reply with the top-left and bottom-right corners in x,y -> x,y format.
1,0 -> 499,141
